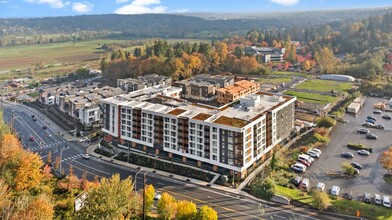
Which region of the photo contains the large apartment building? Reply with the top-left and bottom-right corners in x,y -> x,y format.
245,46 -> 286,62
117,74 -> 172,92
216,80 -> 258,104
101,88 -> 295,177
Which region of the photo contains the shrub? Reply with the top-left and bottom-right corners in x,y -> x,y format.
299,146 -> 308,153
94,148 -> 114,157
312,190 -> 331,210
342,162 -> 356,176
313,133 -> 329,143
314,127 -> 329,137
347,143 -> 373,153
250,177 -> 276,200
315,117 -> 336,128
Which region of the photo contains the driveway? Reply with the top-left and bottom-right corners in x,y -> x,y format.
303,97 -> 392,198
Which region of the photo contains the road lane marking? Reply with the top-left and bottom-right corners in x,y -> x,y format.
166,190 -> 254,220
156,182 -> 165,186
72,160 -> 112,175
65,161 -> 105,178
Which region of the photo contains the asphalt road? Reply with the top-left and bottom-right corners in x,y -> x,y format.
303,97 -> 392,199
2,102 -> 342,220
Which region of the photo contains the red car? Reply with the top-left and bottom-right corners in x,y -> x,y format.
298,159 -> 311,167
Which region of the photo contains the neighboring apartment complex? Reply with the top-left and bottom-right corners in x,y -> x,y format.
245,46 -> 286,62
39,84 -> 124,127
117,74 -> 172,92
101,89 -> 295,178
173,74 -> 234,101
216,80 -> 258,104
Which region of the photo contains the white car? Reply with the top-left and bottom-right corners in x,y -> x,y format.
375,194 -> 382,205
291,163 -> 306,173
373,109 -> 382,114
301,178 -> 310,189
383,196 -> 391,208
317,182 -> 325,192
307,150 -> 320,158
331,185 -> 340,196
298,154 -> 314,163
82,154 -> 90,159
310,148 -> 322,155
357,150 -> 370,156
154,194 -> 162,200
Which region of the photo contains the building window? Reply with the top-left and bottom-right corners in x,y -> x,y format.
212,127 -> 217,132
212,155 -> 217,160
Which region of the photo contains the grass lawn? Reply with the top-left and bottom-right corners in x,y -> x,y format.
259,77 -> 292,85
275,185 -> 314,205
331,199 -> 392,220
295,79 -> 354,92
383,174 -> 392,185
274,71 -> 312,78
284,90 -> 338,104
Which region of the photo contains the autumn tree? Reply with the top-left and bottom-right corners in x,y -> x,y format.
196,205 -> 218,220
0,134 -> 22,168
144,184 -> 155,214
157,192 -> 177,220
315,47 -> 337,74
53,156 -> 60,171
176,200 -> 197,220
312,190 -> 331,211
75,174 -> 136,220
14,151 -> 44,191
13,195 -> 54,220
380,146 -> 392,173
342,162 -> 356,176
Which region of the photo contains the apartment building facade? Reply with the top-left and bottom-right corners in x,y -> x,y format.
101,91 -> 295,177
216,80 -> 258,104
117,74 -> 172,92
245,46 -> 286,62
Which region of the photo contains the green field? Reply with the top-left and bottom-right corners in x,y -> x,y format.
275,185 -> 314,205
259,77 -> 292,85
273,71 -> 312,78
284,90 -> 338,104
295,79 -> 354,92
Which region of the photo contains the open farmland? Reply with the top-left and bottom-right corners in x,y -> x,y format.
284,90 -> 339,104
295,79 -> 354,92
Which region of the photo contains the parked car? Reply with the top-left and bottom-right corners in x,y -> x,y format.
373,109 -> 382,114
154,193 -> 162,200
363,193 -> 371,203
350,162 -> 363,169
292,176 -> 303,187
375,124 -> 385,130
31,115 -> 35,118
317,182 -> 325,192
331,185 -> 340,196
43,125 -> 47,129
32,118 -> 37,121
309,148 -> 322,155
367,116 -> 376,121
82,154 -> 90,159
382,114 -> 391,120
366,133 -> 378,140
366,119 -> 376,124
298,159 -> 311,167
362,122 -> 375,128
291,163 -> 306,173
29,136 -> 34,141
357,150 -> 370,156
301,178 -> 310,189
307,150 -> 320,158
375,194 -> 382,205
353,168 -> 360,175
298,154 -> 314,164
357,128 -> 369,134
383,196 -> 391,208
341,152 -> 354,158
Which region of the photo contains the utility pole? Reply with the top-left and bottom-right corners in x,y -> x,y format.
143,172 -> 147,220
134,169 -> 143,215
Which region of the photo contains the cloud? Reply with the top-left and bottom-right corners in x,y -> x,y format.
24,0 -> 70,8
173,8 -> 189,13
116,0 -> 128,3
72,1 -> 93,13
270,0 -> 299,6
115,0 -> 167,14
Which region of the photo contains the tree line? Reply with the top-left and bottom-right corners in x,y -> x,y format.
0,111 -> 217,220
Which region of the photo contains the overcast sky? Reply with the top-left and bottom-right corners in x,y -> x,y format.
0,0 -> 391,18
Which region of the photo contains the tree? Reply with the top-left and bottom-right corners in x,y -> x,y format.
144,184 -> 155,214
14,151 -> 44,191
196,205 -> 218,220
234,46 -> 243,59
250,177 -> 276,200
315,117 -> 336,128
314,47 -> 337,74
380,146 -> 392,173
46,151 -> 52,164
17,195 -> 54,220
342,162 -> 356,176
176,200 -> 197,220
157,192 -> 177,220
0,134 -> 22,168
53,156 -> 60,171
312,190 -> 331,210
302,60 -> 311,71
75,174 -> 137,220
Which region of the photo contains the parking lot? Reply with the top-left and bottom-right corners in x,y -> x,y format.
303,97 -> 392,198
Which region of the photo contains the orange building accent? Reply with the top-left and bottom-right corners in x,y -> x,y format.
216,80 -> 258,104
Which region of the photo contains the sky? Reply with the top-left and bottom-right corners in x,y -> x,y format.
0,0 -> 391,18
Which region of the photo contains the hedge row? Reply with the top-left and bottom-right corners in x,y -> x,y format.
94,148 -> 115,157
347,143 -> 373,153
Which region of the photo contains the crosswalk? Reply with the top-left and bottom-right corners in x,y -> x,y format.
30,140 -> 66,151
61,153 -> 85,163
